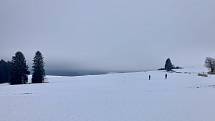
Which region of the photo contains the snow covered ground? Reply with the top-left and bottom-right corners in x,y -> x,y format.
0,67 -> 215,121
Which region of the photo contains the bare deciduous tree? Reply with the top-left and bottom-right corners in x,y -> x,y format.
205,57 -> 215,73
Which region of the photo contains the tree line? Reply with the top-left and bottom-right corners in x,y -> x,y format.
161,57 -> 215,74
164,57 -> 215,74
0,51 -> 45,85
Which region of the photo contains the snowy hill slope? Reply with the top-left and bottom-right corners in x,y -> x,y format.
0,67 -> 215,121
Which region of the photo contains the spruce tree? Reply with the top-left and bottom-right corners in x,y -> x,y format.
32,51 -> 45,83
165,58 -> 173,71
10,51 -> 29,85
0,60 -> 10,83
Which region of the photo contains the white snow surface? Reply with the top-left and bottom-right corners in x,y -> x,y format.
0,67 -> 215,121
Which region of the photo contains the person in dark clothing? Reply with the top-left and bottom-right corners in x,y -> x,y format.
165,74 -> 167,79
149,75 -> 151,80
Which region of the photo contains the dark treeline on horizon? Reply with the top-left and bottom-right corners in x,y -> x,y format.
0,51 -> 45,85
1,51 -> 215,85
0,53 -> 181,84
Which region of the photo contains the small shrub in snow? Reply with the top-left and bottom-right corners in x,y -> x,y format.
198,73 -> 208,77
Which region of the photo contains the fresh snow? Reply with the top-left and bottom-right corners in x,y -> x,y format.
0,67 -> 215,121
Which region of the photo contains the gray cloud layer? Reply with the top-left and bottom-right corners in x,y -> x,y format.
0,0 -> 215,72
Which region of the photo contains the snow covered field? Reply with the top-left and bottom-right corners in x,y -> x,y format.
0,67 -> 215,121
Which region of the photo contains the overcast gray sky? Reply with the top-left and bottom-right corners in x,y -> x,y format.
0,0 -> 215,72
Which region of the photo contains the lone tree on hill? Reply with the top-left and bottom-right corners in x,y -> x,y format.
205,57 -> 215,73
10,51 -> 29,85
32,51 -> 45,83
165,58 -> 174,71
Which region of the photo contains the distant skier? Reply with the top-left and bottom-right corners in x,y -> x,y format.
165,74 -> 167,79
149,75 -> 151,80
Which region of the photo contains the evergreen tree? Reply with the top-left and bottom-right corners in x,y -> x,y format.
10,51 -> 29,85
165,58 -> 174,71
0,60 -> 11,83
32,51 -> 45,83
6,61 -> 12,82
